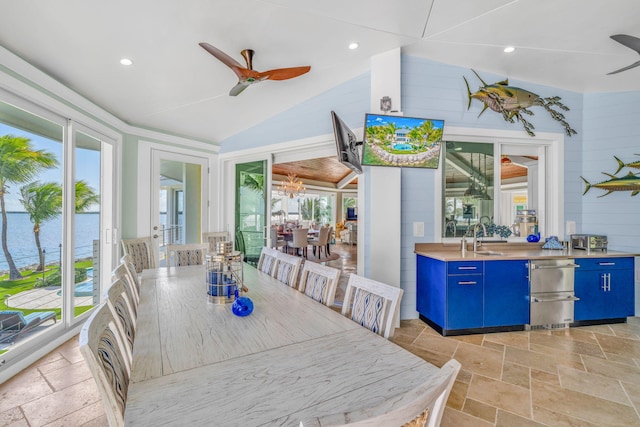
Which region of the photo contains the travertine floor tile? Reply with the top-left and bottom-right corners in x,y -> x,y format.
447,380 -> 469,411
0,368 -> 53,413
532,379 -> 640,426
595,332 -> 640,359
451,333 -> 484,346
0,406 -> 27,426
21,378 -> 101,426
530,331 -> 605,358
532,405 -> 602,427
412,331 -> 459,356
484,331 -> 530,349
502,361 -> 530,388
530,368 -> 560,386
442,407 -> 493,427
467,374 -> 531,418
43,360 -> 94,392
557,365 -> 630,405
452,342 -> 503,379
496,409 -> 546,427
505,345 -> 576,374
581,354 -> 640,384
550,327 -> 598,344
605,352 -> 639,366
40,401 -> 107,427
481,340 -> 505,352
462,398 -> 496,423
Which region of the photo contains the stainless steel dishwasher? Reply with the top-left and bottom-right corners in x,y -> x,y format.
529,259 -> 580,327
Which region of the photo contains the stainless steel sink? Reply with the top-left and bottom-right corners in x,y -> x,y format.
474,250 -> 505,256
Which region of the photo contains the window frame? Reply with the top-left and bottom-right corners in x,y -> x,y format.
435,126 -> 564,243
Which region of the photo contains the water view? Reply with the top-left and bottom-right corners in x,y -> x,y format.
0,212 -> 99,273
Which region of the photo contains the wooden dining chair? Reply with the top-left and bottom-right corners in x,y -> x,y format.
287,228 -> 309,258
112,263 -> 140,313
274,251 -> 304,289
121,237 -> 155,273
297,261 -> 341,306
257,247 -> 280,276
166,243 -> 209,267
341,274 -> 404,339
105,278 -> 137,362
202,231 -> 230,253
299,359 -> 461,427
79,303 -> 131,427
308,226 -> 331,259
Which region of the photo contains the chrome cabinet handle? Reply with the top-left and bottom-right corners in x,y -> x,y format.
457,266 -> 477,270
598,262 -> 615,266
530,264 -> 579,269
532,296 -> 580,303
457,281 -> 477,285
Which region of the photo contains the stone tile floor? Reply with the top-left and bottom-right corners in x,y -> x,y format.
391,317 -> 640,426
2,242 -> 639,426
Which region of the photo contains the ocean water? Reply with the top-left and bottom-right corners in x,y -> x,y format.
0,212 -> 99,272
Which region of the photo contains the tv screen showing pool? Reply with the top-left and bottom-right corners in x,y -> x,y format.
362,113 -> 444,169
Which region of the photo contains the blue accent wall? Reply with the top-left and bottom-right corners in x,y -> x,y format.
219,73 -> 370,151
582,91 -> 640,253
220,54 -> 640,319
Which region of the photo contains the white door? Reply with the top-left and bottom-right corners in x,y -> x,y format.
150,149 -> 208,266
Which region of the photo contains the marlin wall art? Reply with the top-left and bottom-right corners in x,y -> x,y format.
464,70 -> 577,138
582,155 -> 640,197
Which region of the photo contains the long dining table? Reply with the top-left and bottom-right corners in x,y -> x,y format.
124,263 -> 442,426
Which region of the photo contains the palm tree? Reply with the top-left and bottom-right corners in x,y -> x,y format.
20,180 -> 99,272
0,135 -> 58,280
19,182 -> 61,272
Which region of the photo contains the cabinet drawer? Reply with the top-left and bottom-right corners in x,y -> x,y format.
447,261 -> 483,275
576,257 -> 634,271
447,275 -> 483,329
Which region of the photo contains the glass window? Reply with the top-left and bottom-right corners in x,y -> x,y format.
442,141 -> 546,239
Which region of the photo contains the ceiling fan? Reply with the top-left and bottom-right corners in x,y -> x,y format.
199,42 -> 311,96
607,34 -> 640,75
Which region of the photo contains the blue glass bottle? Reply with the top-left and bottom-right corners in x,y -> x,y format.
232,290 -> 254,317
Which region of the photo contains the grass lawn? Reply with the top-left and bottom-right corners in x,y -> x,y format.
0,259 -> 95,318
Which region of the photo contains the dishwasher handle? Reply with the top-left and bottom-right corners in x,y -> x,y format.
532,295 -> 580,303
530,263 -> 579,270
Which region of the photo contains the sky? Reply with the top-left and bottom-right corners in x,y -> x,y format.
0,123 -> 101,212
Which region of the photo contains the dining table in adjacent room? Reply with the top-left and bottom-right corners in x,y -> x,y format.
124,263 -> 442,426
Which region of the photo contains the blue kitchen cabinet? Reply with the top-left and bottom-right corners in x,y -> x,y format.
446,270 -> 483,329
484,260 -> 530,327
574,257 -> 634,321
416,257 -> 484,333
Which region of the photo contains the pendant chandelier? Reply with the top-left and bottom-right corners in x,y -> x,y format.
277,173 -> 306,199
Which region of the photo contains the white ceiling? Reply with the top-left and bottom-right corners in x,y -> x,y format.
1,0 -> 639,144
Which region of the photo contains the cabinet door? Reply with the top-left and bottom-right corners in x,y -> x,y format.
575,258 -> 635,321
416,256 -> 446,327
447,274 -> 483,329
484,260 -> 530,327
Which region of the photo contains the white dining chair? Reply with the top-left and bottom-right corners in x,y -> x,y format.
299,359 -> 461,427
257,247 -> 280,276
112,263 -> 140,313
270,226 -> 287,251
341,274 -> 404,339
308,226 -> 331,259
287,228 -> 309,258
166,243 -> 209,267
120,255 -> 141,294
121,237 -> 155,273
297,261 -> 341,306
202,231 -> 230,253
79,303 -> 131,427
274,251 -> 304,288
104,277 -> 137,362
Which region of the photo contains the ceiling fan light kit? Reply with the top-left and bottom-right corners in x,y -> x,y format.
199,42 -> 311,96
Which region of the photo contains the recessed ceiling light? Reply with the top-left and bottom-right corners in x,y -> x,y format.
348,42 -> 359,50
120,58 -> 133,66
503,46 -> 515,53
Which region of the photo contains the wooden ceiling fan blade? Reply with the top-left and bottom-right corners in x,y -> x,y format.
610,34 -> 640,54
199,42 -> 247,77
260,66 -> 311,81
607,59 -> 640,75
229,82 -> 251,96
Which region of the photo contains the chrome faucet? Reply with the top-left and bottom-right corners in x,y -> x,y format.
472,223 -> 487,252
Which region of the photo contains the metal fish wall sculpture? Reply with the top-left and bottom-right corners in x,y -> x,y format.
614,155 -> 640,174
464,70 -> 577,137
581,172 -> 640,197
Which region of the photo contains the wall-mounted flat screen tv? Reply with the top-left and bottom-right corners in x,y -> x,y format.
331,111 -> 363,174
362,113 -> 444,169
